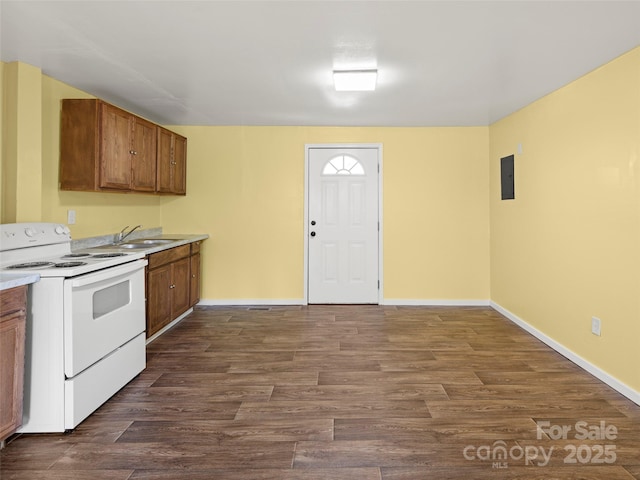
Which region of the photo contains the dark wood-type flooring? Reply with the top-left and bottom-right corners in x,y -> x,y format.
2,305 -> 639,479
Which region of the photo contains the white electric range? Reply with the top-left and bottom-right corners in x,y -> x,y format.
0,222 -> 147,432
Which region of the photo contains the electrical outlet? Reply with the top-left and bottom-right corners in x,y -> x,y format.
591,316 -> 601,336
67,210 -> 76,225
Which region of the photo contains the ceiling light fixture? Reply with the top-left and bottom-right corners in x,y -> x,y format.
333,69 -> 378,92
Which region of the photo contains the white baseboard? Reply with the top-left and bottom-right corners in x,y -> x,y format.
197,299 -> 305,306
491,301 -> 640,406
198,298 -> 491,307
383,299 -> 491,306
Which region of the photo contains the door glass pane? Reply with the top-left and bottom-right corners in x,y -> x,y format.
322,155 -> 365,175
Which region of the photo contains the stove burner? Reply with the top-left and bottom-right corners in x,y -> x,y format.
6,261 -> 55,269
54,261 -> 87,268
63,253 -> 92,258
92,253 -> 127,258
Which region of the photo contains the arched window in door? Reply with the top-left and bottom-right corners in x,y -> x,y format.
322,155 -> 365,175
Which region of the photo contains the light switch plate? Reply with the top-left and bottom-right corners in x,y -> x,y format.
591,316 -> 601,336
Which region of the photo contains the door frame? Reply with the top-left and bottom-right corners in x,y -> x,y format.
304,143 -> 384,305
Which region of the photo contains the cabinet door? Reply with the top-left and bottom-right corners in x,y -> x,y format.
157,127 -> 187,194
131,117 -> 157,192
147,264 -> 172,337
172,257 -> 191,318
0,310 -> 26,441
99,103 -> 133,190
60,99 -> 101,191
156,127 -> 173,193
172,134 -> 187,195
190,252 -> 201,307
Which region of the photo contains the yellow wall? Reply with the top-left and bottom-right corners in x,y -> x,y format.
0,61 -> 4,214
161,125 -> 490,301
2,60 -> 19,222
1,61 -> 43,222
489,47 -> 640,391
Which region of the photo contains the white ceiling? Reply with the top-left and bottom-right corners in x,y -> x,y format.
2,1 -> 640,127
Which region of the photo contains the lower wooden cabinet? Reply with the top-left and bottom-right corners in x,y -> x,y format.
146,242 -> 202,338
0,285 -> 27,442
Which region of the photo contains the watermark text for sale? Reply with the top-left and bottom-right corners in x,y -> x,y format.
462,420 -> 618,469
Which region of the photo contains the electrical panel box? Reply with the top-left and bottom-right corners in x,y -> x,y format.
501,154 -> 515,200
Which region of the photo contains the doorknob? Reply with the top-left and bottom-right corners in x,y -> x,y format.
310,231 -> 316,237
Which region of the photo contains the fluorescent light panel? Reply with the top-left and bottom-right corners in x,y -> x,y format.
333,69 -> 377,91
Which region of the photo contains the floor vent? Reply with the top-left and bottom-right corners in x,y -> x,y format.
247,307 -> 271,311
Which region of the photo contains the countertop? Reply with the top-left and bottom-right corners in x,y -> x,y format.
0,272 -> 40,291
72,230 -> 209,256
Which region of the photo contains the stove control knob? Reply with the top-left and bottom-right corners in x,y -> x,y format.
24,227 -> 37,237
55,225 -> 67,235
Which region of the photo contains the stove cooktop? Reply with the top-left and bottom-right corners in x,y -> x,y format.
1,251 -> 144,277
0,223 -> 147,278
5,253 -> 130,270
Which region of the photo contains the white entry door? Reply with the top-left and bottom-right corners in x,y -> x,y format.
308,147 -> 379,304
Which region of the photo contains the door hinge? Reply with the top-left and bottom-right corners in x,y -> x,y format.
378,280 -> 380,289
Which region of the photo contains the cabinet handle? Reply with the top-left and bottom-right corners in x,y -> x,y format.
169,284 -> 175,289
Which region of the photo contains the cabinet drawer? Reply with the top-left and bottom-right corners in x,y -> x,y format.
190,241 -> 201,255
0,286 -> 27,318
148,245 -> 191,269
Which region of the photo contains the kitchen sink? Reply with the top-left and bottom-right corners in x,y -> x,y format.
92,239 -> 178,250
92,243 -> 149,250
127,239 -> 177,245
116,243 -> 153,249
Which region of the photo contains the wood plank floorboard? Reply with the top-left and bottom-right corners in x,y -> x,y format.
1,305 -> 639,479
117,419 -> 334,443
271,384 -> 449,402
127,467 -> 383,480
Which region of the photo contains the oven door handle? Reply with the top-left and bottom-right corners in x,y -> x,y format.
69,259 -> 147,288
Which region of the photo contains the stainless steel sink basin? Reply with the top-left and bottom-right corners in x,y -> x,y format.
128,239 -> 176,245
91,244 -> 130,250
117,243 -> 153,249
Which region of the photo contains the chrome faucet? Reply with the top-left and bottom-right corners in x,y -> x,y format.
116,225 -> 142,244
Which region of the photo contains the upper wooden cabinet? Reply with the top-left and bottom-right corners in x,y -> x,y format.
157,127 -> 187,195
59,99 -> 186,195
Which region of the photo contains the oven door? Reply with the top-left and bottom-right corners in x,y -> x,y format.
63,259 -> 147,377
